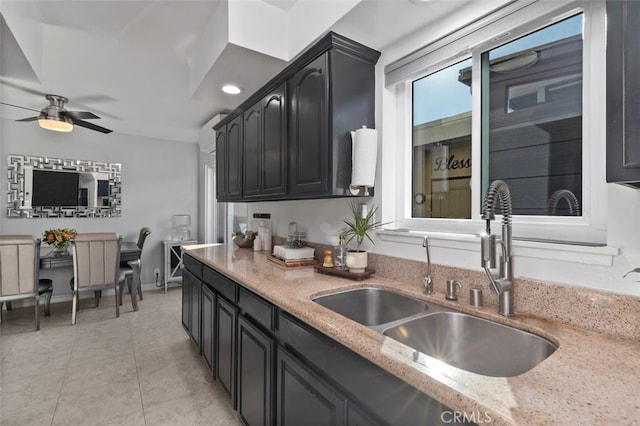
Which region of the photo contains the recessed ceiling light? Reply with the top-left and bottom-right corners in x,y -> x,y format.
222,84 -> 242,95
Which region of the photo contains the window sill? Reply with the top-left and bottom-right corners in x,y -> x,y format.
377,229 -> 619,267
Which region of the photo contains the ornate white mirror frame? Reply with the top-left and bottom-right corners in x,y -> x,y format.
6,154 -> 122,218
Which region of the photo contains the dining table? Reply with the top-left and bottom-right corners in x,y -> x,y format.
39,241 -> 142,311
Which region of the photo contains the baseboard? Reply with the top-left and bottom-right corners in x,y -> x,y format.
1,281 -> 180,310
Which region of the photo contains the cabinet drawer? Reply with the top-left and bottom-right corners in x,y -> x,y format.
203,266 -> 238,303
238,287 -> 276,331
183,254 -> 202,280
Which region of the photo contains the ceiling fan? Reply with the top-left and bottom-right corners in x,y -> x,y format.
1,94 -> 113,134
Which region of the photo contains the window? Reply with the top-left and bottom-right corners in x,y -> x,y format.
392,0 -> 606,244
482,14 -> 583,216
412,59 -> 472,219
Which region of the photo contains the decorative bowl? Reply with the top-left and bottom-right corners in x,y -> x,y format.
232,231 -> 257,248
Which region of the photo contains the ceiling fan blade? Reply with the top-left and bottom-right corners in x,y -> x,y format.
62,110 -> 100,120
0,78 -> 46,97
72,119 -> 113,134
0,101 -> 41,113
16,116 -> 39,122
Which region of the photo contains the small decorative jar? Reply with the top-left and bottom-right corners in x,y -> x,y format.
323,250 -> 334,268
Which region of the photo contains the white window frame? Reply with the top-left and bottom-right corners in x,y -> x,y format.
383,0 -> 607,246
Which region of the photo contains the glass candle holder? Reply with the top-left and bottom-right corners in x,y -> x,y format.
333,246 -> 348,270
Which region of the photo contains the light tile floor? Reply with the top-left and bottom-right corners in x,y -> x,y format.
0,287 -> 241,426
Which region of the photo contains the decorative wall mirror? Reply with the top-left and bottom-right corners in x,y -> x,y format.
6,154 -> 122,218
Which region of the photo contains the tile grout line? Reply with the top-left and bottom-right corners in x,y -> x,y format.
128,312 -> 147,426
49,322 -> 79,426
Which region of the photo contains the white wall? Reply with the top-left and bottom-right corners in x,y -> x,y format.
1,117 -> 199,296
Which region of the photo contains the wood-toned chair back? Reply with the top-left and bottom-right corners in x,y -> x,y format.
0,235 -> 39,296
71,233 -> 120,290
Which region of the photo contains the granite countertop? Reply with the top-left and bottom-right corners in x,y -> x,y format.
184,244 -> 639,425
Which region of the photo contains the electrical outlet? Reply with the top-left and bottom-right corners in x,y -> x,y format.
154,268 -> 160,276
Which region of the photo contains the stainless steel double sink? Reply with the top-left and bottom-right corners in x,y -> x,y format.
312,287 -> 557,377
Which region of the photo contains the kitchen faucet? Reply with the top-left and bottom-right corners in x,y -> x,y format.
423,236 -> 434,294
480,180 -> 515,317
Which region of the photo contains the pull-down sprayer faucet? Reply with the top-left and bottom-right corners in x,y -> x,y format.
423,236 -> 434,294
481,180 -> 515,317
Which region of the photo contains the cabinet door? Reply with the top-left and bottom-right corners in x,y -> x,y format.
288,53 -> 330,195
277,346 -> 346,426
244,105 -> 262,198
181,269 -> 193,334
216,296 -> 238,405
201,284 -> 216,373
238,316 -> 275,426
189,273 -> 202,352
215,127 -> 228,199
607,0 -> 640,187
226,116 -> 243,200
262,84 -> 287,197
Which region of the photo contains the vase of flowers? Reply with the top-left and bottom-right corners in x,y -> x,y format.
43,228 -> 76,256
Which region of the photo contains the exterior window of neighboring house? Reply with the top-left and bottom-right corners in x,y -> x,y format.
481,14 -> 583,217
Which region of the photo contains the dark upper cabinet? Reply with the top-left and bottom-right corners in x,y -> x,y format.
607,0 -> 640,187
214,32 -> 380,202
288,53 -> 330,195
243,105 -> 262,199
289,43 -> 378,198
243,84 -> 288,200
226,116 -> 243,200
262,85 -> 288,197
215,129 -> 227,199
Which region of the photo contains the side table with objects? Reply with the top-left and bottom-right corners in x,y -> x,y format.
163,240 -> 197,293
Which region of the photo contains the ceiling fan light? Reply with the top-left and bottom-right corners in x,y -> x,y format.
38,117 -> 73,132
222,84 -> 242,95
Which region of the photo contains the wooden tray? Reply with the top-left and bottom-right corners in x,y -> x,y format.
313,265 -> 374,281
267,254 -> 317,268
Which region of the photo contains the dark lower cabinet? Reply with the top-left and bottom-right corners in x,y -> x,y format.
183,259 -> 462,426
182,269 -> 201,353
216,296 -> 238,405
181,269 -> 191,332
189,273 -> 202,353
277,347 -> 346,426
201,284 -> 216,373
238,316 -> 275,426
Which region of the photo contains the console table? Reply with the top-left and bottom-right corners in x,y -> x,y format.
163,240 -> 197,293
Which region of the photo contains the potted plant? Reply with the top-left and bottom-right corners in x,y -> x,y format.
342,202 -> 387,273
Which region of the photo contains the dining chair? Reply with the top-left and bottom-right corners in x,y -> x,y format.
70,233 -> 121,325
0,235 -> 41,330
119,227 -> 151,304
